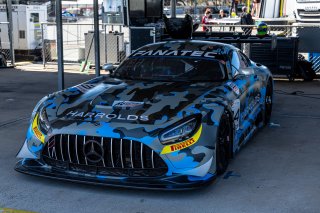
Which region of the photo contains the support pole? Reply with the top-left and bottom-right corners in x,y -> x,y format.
41,23 -> 45,68
193,0 -> 197,17
94,0 -> 100,77
56,0 -> 64,90
247,0 -> 251,13
7,0 -> 15,66
171,0 -> 176,18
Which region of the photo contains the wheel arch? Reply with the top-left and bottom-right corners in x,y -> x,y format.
207,105 -> 234,175
267,76 -> 274,89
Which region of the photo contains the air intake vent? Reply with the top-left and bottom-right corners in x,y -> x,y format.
42,135 -> 167,177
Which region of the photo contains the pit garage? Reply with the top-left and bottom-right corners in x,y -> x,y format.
0,0 -> 320,212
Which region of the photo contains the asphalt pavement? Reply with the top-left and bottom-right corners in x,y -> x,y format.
0,68 -> 320,213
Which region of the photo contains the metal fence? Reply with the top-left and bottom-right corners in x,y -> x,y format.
2,18 -> 320,75
201,24 -> 320,73
41,22 -> 128,70
201,24 -> 320,37
0,22 -> 14,66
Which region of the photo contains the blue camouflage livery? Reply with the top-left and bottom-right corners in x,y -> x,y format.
15,41 -> 273,189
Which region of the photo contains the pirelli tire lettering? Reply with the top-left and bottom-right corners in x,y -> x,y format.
31,113 -> 45,143
161,125 -> 202,155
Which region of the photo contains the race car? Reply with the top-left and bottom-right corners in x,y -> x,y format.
15,40 -> 273,189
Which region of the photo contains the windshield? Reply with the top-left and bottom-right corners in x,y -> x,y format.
113,56 -> 226,82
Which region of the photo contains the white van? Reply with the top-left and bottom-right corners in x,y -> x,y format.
294,0 -> 320,22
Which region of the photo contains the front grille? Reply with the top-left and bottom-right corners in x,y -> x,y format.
42,135 -> 168,177
298,10 -> 320,18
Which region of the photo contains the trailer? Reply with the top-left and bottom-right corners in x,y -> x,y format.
0,4 -> 47,55
261,0 -> 320,22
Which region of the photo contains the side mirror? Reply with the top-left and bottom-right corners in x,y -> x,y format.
102,63 -> 115,73
241,67 -> 255,75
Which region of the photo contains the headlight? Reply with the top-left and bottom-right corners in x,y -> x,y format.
31,96 -> 48,118
39,108 -> 51,132
159,116 -> 200,145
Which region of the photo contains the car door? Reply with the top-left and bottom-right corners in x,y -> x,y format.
228,50 -> 260,145
237,51 -> 261,129
228,50 -> 246,137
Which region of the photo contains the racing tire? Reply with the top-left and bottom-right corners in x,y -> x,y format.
264,80 -> 273,125
216,111 -> 233,175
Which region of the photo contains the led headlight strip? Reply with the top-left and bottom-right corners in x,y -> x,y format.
39,108 -> 51,132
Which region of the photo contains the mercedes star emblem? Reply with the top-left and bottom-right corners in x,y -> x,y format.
83,140 -> 104,163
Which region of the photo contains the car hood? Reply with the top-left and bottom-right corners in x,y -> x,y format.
43,77 -> 224,126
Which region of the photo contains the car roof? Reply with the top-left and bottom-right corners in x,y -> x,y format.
133,40 -> 237,60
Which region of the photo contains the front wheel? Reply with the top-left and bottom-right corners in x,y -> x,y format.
216,111 -> 233,175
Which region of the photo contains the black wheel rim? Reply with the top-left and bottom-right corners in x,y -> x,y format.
217,113 -> 231,173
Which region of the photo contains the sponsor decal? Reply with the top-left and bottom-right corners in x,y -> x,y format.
32,113 -> 45,143
161,125 -> 202,154
66,111 -> 149,121
242,93 -> 262,121
231,99 -> 240,131
132,50 -> 219,59
112,101 -> 144,109
226,82 -> 240,95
